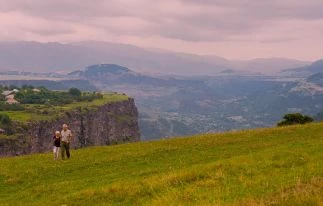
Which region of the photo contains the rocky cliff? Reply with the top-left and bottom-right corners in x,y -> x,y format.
0,98 -> 140,156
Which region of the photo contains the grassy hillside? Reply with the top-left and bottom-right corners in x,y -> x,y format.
0,123 -> 322,205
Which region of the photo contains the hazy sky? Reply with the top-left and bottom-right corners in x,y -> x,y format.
0,0 -> 322,60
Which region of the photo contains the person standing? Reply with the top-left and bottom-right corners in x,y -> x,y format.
53,131 -> 61,160
61,124 -> 73,159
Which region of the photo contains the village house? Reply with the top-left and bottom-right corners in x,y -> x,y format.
6,95 -> 19,104
2,89 -> 20,104
1,89 -> 19,96
32,88 -> 41,92
2,90 -> 14,96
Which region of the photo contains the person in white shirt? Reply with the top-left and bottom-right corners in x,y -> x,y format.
53,131 -> 61,160
60,124 -> 73,159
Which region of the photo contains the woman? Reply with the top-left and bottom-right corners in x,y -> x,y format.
53,131 -> 61,160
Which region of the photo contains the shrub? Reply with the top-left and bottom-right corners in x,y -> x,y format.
68,88 -> 82,97
0,102 -> 25,111
0,114 -> 11,125
277,113 -> 314,126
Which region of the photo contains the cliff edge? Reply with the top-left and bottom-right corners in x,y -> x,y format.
0,97 -> 140,156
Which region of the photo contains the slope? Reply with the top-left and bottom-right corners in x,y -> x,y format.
0,123 -> 322,205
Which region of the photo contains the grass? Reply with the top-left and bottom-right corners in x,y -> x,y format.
0,93 -> 129,122
0,111 -> 51,122
0,134 -> 21,140
0,123 -> 322,205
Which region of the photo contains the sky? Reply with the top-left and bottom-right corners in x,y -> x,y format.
0,0 -> 323,61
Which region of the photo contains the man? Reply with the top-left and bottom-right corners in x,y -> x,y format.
61,124 -> 73,159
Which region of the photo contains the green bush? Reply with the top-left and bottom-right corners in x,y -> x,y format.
0,102 -> 25,111
0,114 -> 11,125
68,88 -> 81,97
277,113 -> 314,126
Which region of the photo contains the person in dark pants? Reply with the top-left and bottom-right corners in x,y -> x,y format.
60,124 -> 73,159
53,131 -> 61,160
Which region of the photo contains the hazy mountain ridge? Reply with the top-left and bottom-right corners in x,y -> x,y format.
68,64 -> 207,91
282,59 -> 323,75
0,41 -> 310,75
307,73 -> 323,86
288,72 -> 323,95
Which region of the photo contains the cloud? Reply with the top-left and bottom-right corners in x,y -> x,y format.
0,0 -> 322,60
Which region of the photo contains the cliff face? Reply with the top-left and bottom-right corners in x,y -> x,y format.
0,98 -> 140,156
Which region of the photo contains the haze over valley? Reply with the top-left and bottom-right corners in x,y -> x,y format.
1,54 -> 322,139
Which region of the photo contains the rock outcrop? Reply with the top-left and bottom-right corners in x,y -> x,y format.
0,98 -> 140,156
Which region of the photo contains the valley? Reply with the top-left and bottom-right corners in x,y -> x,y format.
66,63 -> 323,140
1,61 -> 322,140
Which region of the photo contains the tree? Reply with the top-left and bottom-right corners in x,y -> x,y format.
0,114 -> 11,125
68,88 -> 81,97
277,113 -> 314,126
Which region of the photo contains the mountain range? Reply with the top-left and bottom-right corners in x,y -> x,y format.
0,41 -> 322,139
0,41 -> 310,75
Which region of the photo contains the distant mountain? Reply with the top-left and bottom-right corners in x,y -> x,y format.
174,54 -> 309,74
69,64 -> 205,89
307,73 -> 323,86
0,41 -> 95,72
0,41 -> 310,75
230,58 -> 310,74
288,72 -> 323,95
283,59 -> 323,75
0,41 -> 226,75
69,64 -> 130,77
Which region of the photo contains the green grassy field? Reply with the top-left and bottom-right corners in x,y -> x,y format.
0,93 -> 129,122
0,123 -> 322,205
